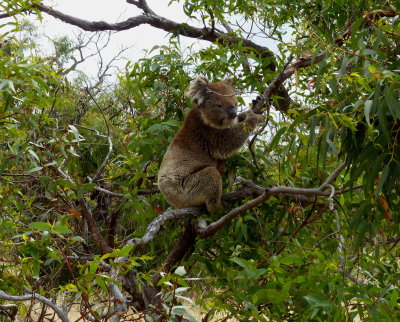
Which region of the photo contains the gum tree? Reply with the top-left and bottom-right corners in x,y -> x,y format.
0,0 -> 399,321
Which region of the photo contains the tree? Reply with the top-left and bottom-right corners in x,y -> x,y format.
0,0 -> 399,321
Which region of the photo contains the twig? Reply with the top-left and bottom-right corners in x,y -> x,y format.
90,135 -> 113,184
83,90 -> 113,183
53,165 -> 113,253
0,288 -> 69,322
86,87 -> 110,135
0,304 -> 18,320
94,186 -> 159,197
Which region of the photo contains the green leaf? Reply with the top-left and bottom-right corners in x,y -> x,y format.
32,260 -> 41,279
57,179 -> 76,189
68,125 -> 82,143
146,123 -> 162,133
364,100 -> 373,126
384,85 -> 400,120
30,222 -> 52,231
118,244 -> 134,257
326,139 -> 338,157
76,183 -> 96,200
269,127 -> 286,151
28,149 -> 40,162
253,288 -> 290,305
95,277 -> 109,293
71,236 -> 86,243
27,166 -> 43,173
231,257 -> 249,268
52,224 -> 72,235
375,164 -> 390,197
7,80 -> 16,93
280,255 -> 302,265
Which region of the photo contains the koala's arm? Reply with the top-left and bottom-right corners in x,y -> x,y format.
216,111 -> 264,156
236,110 -> 264,131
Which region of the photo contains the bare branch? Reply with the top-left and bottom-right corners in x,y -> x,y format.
321,162 -> 346,188
123,163 -> 347,247
125,206 -> 206,247
107,261 -> 129,322
0,288 -> 69,322
196,163 -> 347,238
93,186 -> 159,197
28,3 -> 273,58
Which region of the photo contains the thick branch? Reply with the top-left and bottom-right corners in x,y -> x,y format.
30,3 -> 273,58
0,288 -> 69,322
125,163 -> 347,246
163,222 -> 196,273
125,206 -> 205,247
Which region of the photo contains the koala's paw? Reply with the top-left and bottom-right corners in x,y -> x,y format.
243,111 -> 265,127
237,111 -> 250,123
251,95 -> 263,109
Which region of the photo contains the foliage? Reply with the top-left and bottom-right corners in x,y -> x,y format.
0,0 -> 400,321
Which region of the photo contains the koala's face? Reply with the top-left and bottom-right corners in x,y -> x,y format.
187,77 -> 238,129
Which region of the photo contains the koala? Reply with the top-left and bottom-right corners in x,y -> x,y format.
157,76 -> 264,212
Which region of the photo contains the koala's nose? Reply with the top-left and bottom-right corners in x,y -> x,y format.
227,106 -> 237,119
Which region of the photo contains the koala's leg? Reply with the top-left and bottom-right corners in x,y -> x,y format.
182,167 -> 223,213
158,178 -> 183,210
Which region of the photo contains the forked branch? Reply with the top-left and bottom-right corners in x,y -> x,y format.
0,288 -> 69,322
196,162 -> 346,237
128,163 -> 347,245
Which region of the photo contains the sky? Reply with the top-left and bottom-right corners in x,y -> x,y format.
35,0 -> 205,79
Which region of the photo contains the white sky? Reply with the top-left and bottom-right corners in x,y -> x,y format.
36,0 -> 196,79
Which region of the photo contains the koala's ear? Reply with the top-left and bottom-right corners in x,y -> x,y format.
222,77 -> 234,86
187,76 -> 209,105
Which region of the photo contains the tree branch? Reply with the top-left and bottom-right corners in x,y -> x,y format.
29,3 -> 273,58
15,2 -> 304,113
253,51 -> 327,113
196,162 -> 347,238
0,288 -> 69,322
123,163 -> 347,247
125,206 -> 206,247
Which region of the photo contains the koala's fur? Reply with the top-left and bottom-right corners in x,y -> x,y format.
157,76 -> 263,212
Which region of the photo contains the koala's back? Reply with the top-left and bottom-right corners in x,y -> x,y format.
157,107 -> 222,209
158,108 -> 218,180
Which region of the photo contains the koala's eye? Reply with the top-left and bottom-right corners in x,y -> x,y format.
215,104 -> 223,108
